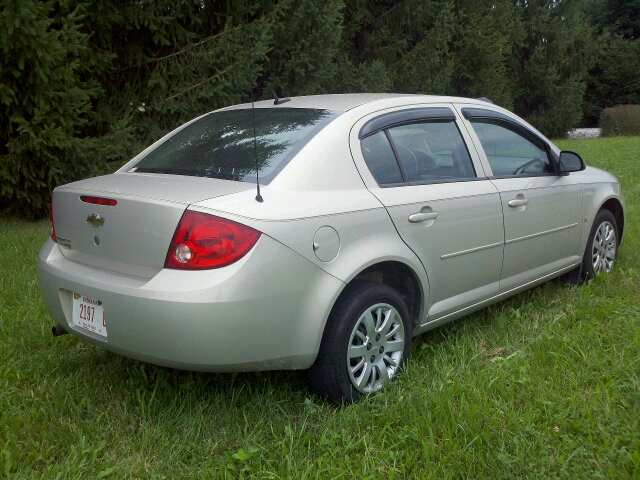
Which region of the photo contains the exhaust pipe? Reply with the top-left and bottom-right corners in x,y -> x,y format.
52,324 -> 69,337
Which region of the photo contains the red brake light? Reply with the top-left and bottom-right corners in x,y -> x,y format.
80,195 -> 117,206
165,211 -> 261,270
50,197 -> 57,242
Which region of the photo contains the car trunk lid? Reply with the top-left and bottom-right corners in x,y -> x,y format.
52,173 -> 253,275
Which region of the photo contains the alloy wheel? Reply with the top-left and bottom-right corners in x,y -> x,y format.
591,220 -> 617,274
346,303 -> 405,394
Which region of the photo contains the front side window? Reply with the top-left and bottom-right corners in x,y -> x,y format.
132,108 -> 341,183
360,119 -> 476,186
470,120 -> 552,176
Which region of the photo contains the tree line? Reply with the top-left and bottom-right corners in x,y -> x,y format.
1,0 -> 639,218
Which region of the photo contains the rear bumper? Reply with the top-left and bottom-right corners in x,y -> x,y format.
37,236 -> 343,371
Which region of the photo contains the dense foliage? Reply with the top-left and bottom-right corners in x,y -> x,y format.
583,0 -> 640,125
1,0 -> 639,217
600,104 -> 640,135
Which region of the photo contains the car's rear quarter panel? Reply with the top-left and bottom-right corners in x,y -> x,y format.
38,234 -> 344,371
192,109 -> 431,325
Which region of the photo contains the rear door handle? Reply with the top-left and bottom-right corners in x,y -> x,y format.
508,198 -> 530,207
408,211 -> 439,223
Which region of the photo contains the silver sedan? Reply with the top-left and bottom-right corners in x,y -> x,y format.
38,94 -> 625,402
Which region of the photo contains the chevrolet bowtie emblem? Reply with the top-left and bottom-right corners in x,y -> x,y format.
86,213 -> 105,227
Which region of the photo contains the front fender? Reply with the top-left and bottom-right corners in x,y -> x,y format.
575,168 -> 626,257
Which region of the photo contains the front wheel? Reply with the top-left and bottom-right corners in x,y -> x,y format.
308,281 -> 412,403
582,209 -> 619,280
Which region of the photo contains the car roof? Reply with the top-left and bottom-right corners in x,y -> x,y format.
219,93 -> 496,112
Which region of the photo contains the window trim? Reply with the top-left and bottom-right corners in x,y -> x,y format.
359,108 -> 456,140
379,176 -> 488,188
383,129 -> 409,183
487,173 -> 556,180
462,107 -> 532,132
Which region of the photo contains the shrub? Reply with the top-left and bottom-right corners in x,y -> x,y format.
600,105 -> 640,136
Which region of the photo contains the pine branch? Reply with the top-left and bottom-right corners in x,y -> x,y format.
115,26 -> 243,73
162,65 -> 236,103
374,0 -> 410,23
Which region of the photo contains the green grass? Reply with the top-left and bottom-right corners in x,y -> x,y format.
1,136 -> 639,478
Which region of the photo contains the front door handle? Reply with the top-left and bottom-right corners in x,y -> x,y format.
508,198 -> 530,207
408,211 -> 439,223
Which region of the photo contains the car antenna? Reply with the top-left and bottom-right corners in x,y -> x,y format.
246,0 -> 263,203
271,89 -> 290,105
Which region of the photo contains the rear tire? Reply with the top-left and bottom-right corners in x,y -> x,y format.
582,209 -> 619,280
308,281 -> 412,403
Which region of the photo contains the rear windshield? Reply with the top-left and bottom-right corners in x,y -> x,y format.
130,108 -> 342,183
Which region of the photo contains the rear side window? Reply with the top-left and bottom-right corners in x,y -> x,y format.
387,122 -> 475,182
361,131 -> 403,185
132,108 -> 341,183
469,120 -> 552,176
360,118 -> 475,186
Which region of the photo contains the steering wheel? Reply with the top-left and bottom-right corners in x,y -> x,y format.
513,158 -> 547,175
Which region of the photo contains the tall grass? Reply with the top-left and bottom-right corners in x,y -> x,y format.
1,136 -> 638,478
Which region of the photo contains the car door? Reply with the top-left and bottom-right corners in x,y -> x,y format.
350,105 -> 505,321
458,106 -> 583,291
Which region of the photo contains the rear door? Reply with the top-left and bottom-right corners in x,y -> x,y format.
350,105 -> 505,321
458,106 -> 583,291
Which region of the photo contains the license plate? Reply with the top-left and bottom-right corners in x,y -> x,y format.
72,293 -> 107,337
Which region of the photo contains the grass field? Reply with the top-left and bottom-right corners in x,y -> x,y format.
1,136 -> 639,478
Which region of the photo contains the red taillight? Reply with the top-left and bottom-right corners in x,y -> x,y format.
165,211 -> 261,270
80,195 -> 117,206
50,197 -> 57,242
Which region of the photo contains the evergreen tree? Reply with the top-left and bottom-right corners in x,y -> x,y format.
584,0 -> 640,125
0,1 -> 128,217
511,0 -> 596,137
1,0 -> 274,217
2,0 -> 639,218
450,0 -> 522,109
587,0 -> 640,39
340,0 -> 456,94
261,0 -> 345,96
81,0 -> 275,147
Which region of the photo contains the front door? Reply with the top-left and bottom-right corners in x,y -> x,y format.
461,109 -> 583,291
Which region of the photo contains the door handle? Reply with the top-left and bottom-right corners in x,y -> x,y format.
508,198 -> 530,207
408,211 -> 439,223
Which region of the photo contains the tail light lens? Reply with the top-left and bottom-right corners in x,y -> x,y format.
165,211 -> 261,270
80,195 -> 117,206
50,197 -> 57,242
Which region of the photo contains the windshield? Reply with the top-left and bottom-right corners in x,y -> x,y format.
130,108 -> 342,183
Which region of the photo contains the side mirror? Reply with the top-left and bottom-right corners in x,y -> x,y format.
558,151 -> 586,173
